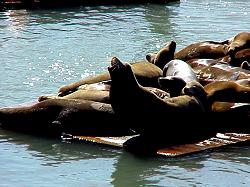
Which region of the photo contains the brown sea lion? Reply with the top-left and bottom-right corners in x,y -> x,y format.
174,41 -> 228,61
39,81 -> 169,103
38,81 -> 111,103
58,60 -> 163,96
0,98 -> 132,137
203,80 -> 250,113
219,48 -> 250,68
226,32 -> 250,55
146,40 -> 176,69
204,81 -> 250,104
158,59 -> 198,97
186,58 -> 250,85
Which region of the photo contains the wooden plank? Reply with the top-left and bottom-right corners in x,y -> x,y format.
157,133 -> 250,157
62,133 -> 250,157
61,133 -> 139,148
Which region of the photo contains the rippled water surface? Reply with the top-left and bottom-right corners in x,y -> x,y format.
0,0 -> 250,186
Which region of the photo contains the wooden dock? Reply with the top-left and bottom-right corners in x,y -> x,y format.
62,133 -> 250,157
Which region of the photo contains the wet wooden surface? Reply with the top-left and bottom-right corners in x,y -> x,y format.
62,133 -> 250,157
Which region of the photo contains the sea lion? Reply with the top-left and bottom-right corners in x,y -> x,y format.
174,41 -> 228,61
0,98 -> 132,137
38,81 -> 111,103
202,80 -> 250,114
226,32 -> 250,55
39,81 -> 169,103
146,40 -> 176,69
108,56 -> 208,132
108,56 -> 215,154
58,60 -> 163,96
204,81 -> 250,104
186,58 -> 250,85
158,59 -> 198,97
219,48 -> 250,68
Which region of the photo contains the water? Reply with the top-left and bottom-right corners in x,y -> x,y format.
0,0 -> 250,186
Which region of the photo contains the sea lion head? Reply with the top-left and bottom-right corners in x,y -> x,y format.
146,40 -> 176,69
158,76 -> 187,97
108,57 -> 138,87
182,81 -> 208,110
182,81 -> 205,96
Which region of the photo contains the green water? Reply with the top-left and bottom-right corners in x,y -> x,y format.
0,0 -> 249,186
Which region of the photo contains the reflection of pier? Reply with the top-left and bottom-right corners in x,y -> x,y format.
1,0 -> 179,10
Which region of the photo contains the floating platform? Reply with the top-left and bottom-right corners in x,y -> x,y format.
1,0 -> 178,10
62,133 -> 250,157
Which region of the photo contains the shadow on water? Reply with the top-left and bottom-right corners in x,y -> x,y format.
1,127 -> 248,185
111,144 -> 250,186
0,128 -> 121,166
144,2 -> 180,37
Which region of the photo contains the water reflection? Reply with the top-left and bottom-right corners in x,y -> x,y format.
0,129 -> 120,167
144,3 -> 179,37
111,145 -> 250,186
111,152 -> 207,186
0,127 -> 249,186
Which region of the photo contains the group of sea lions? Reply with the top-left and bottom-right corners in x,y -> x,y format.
0,31 -> 249,154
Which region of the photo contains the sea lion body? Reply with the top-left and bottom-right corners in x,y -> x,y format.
174,41 -> 228,61
108,57 -> 208,134
0,98 -> 131,137
219,48 -> 250,68
39,81 -> 111,103
58,60 -> 163,96
108,57 -> 219,154
204,81 -> 250,104
227,32 -> 250,54
158,59 -> 198,97
186,58 -> 250,85
39,82 -> 169,103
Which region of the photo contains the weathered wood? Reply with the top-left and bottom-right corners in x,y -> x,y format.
63,133 -> 250,157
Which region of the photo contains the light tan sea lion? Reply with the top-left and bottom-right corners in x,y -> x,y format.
58,60 -> 163,96
226,32 -> 250,55
174,41 -> 228,61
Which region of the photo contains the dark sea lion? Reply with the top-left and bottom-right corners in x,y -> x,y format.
146,40 -> 176,69
219,48 -> 250,68
0,98 -> 131,137
108,56 -> 215,154
158,59 -> 198,97
226,32 -> 250,55
108,56 -> 208,132
58,60 -> 163,96
241,61 -> 250,71
158,76 -> 187,97
174,41 -> 228,61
